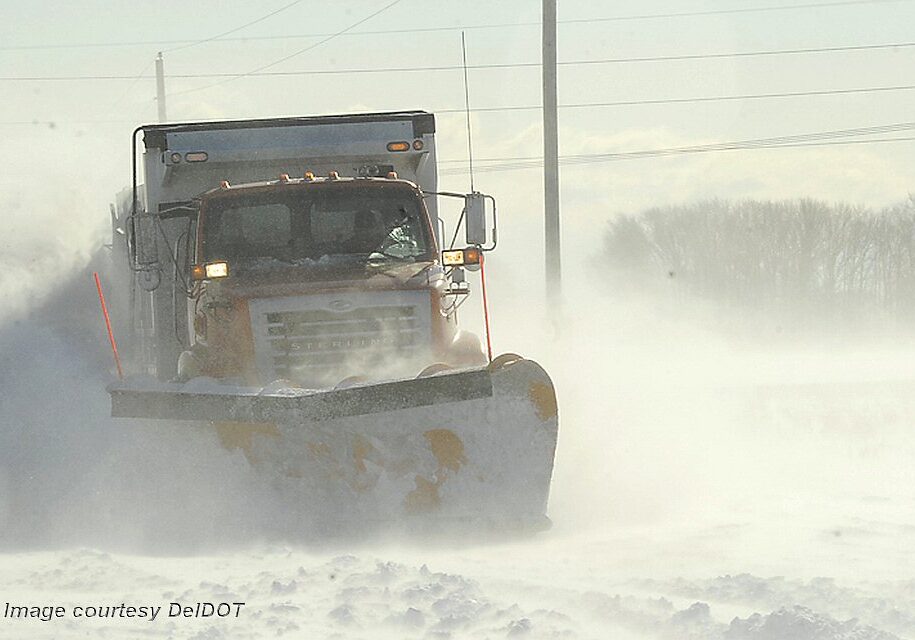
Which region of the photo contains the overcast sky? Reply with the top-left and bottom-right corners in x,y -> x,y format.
2,0 -> 914,291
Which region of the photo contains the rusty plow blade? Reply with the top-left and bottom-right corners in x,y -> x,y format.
108,356 -> 559,528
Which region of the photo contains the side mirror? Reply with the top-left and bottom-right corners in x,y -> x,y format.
464,192 -> 486,246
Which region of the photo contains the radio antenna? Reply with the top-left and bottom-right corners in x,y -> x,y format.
461,31 -> 476,193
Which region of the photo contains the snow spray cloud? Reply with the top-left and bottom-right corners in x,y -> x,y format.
0,161 -> 114,546
0,169 -> 303,551
462,152 -> 915,548
0,261 -> 343,550
0,129 -> 119,324
2,113 -> 914,556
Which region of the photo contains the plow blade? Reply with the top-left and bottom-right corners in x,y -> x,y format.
108,356 -> 558,527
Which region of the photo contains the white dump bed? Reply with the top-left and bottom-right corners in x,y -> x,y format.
140,111 -> 438,229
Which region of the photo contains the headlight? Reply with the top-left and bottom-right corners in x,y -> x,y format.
205,261 -> 229,279
192,261 -> 230,280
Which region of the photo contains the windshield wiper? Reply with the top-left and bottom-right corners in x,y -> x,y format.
370,248 -> 422,262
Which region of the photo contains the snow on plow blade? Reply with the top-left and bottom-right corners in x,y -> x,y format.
108,356 -> 558,526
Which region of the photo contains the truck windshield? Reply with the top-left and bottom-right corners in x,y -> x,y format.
201,183 -> 432,265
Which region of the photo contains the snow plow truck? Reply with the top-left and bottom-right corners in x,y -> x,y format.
104,111 -> 558,528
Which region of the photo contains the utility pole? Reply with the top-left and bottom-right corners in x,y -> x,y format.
155,52 -> 167,123
542,0 -> 561,314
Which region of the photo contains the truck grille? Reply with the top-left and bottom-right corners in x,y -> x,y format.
248,291 -> 432,385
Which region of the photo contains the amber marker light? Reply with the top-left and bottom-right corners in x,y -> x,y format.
386,141 -> 410,152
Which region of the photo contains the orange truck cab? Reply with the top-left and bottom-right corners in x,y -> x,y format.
182,174 -> 482,387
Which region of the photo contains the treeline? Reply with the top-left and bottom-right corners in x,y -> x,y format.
603,197 -> 915,318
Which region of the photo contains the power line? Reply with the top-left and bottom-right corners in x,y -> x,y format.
563,0 -> 908,22
4,39 -> 915,82
434,83 -> 915,113
6,117 -> 912,169
3,80 -> 915,127
445,121 -> 915,163
439,122 -> 915,174
104,60 -> 154,114
166,0 -> 405,98
7,118 -> 915,169
0,0 -> 906,51
440,137 -> 915,175
557,40 -> 915,65
4,82 -> 914,123
0,120 -> 134,126
163,0 -> 306,53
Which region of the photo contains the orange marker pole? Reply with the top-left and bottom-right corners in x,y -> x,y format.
93,272 -> 124,379
479,253 -> 494,363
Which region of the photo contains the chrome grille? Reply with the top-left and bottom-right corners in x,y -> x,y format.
248,292 -> 431,385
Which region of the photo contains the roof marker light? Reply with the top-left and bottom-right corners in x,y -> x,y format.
303,171 -> 315,181
387,171 -> 398,179
386,141 -> 410,152
219,180 -> 230,189
278,173 -> 290,183
328,171 -> 340,180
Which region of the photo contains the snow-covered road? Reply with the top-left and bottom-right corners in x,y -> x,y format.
2,276 -> 915,639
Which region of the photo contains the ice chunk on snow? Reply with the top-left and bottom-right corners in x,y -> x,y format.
725,606 -> 901,640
